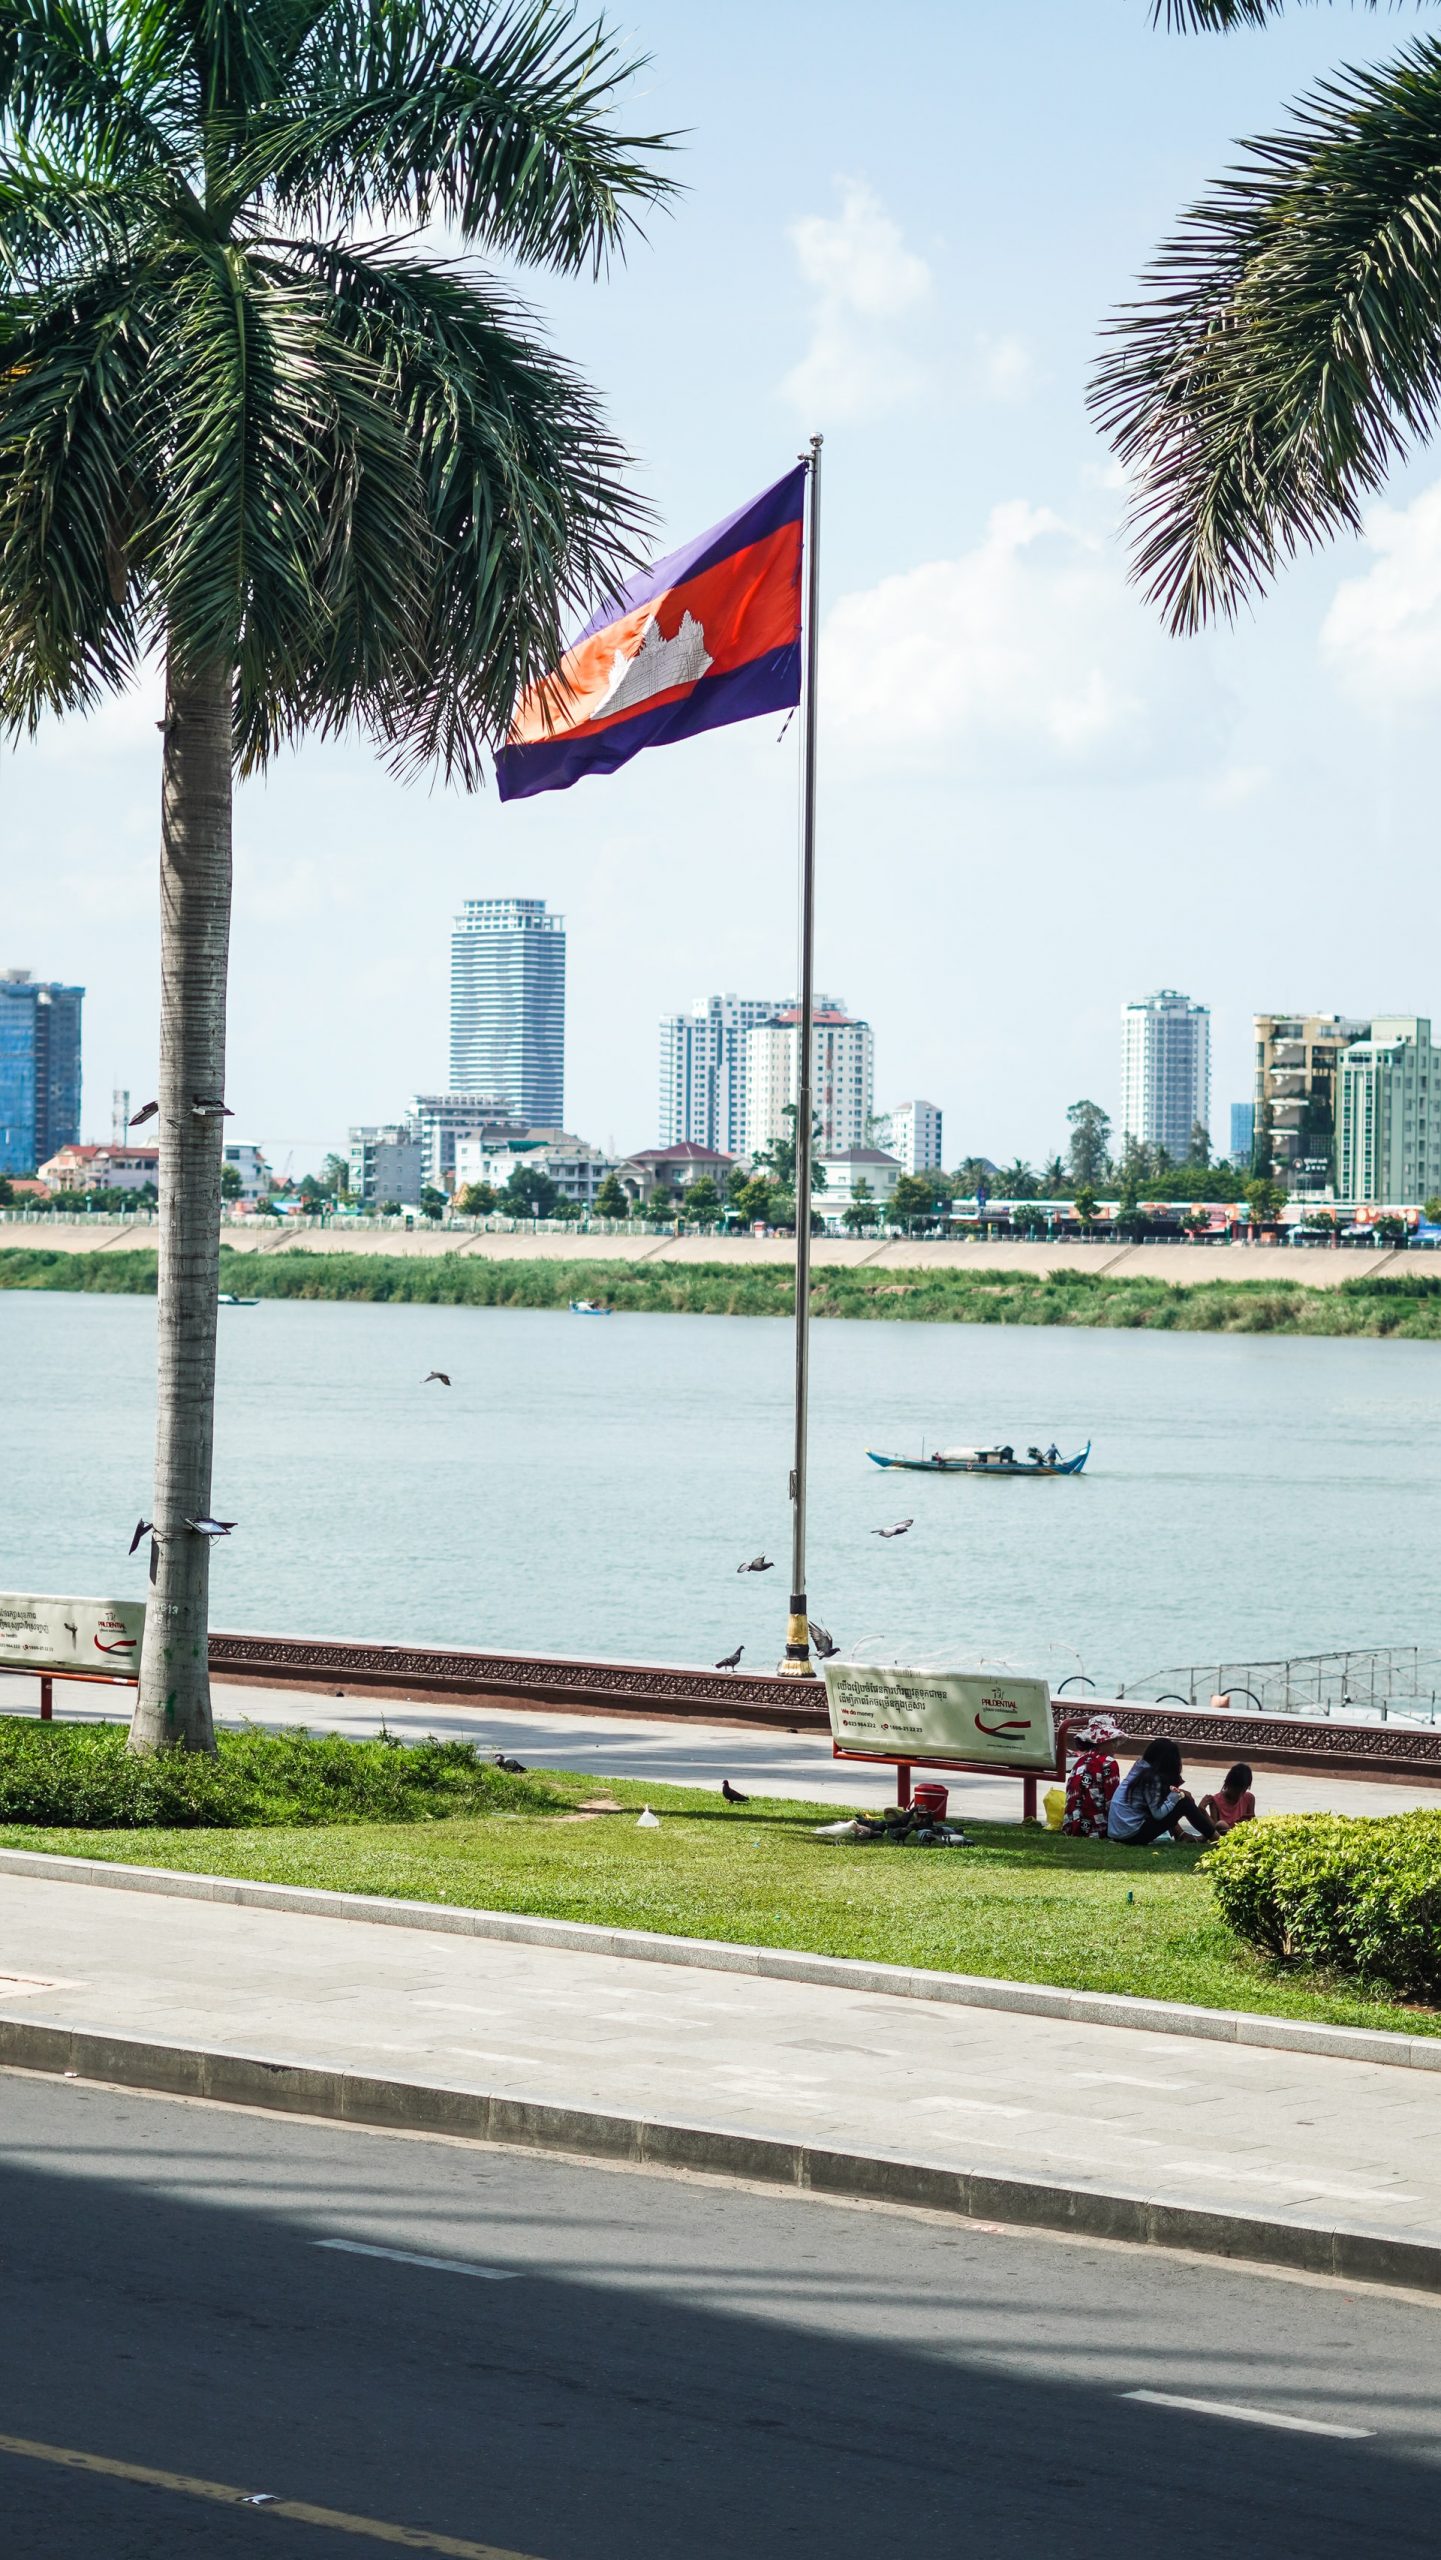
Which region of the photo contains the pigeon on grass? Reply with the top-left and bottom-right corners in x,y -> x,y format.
493,1753 -> 527,1774
721,1778 -> 749,1805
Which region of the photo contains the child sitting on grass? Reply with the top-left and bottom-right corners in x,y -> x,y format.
1199,1763 -> 1256,1835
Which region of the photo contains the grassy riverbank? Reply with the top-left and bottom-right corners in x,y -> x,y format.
3,1242 -> 1441,1334
6,1761 -> 1436,2035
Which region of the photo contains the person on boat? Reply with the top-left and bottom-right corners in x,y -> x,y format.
1199,1764 -> 1256,1834
1106,1737 -> 1219,1845
1063,1716 -> 1122,1839
1045,1442 -> 1060,1467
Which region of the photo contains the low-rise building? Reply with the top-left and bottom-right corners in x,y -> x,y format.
453,1131 -> 618,1210
816,1146 -> 902,1227
621,1141 -> 734,1202
410,1092 -> 527,1193
1336,1017 -> 1441,1206
37,1141 -> 158,1194
221,1141 -> 271,1202
348,1122 -> 422,1208
871,1100 -> 942,1174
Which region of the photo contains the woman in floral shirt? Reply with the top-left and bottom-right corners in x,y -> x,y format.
1062,1715 -> 1122,1839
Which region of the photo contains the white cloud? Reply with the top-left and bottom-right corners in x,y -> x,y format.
781,181 -> 931,422
975,332 -> 1038,403
821,499 -> 1220,779
1321,479 -> 1441,710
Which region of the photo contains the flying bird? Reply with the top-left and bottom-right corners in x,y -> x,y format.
129,1100 -> 159,1127
127,1519 -> 153,1556
808,1620 -> 839,1659
493,1753 -> 527,1774
721,1778 -> 750,1805
873,1519 -> 914,1539
423,1371 -> 451,1386
185,1516 -> 235,1538
736,1554 -> 774,1574
714,1645 -> 744,1671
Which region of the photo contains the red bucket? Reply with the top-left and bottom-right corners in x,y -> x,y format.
913,1782 -> 949,1823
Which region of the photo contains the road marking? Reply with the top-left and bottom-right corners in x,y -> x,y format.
317,2239 -> 518,2281
0,2430 -> 545,2554
1122,2391 -> 1373,2439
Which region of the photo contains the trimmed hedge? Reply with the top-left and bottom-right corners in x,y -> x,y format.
1208,1811 -> 1441,2003
0,1718 -> 560,1829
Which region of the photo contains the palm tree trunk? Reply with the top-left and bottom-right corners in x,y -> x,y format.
130,650 -> 233,1755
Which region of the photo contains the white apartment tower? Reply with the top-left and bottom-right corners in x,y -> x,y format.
871,1100 -> 943,1174
450,898 -> 565,1125
659,994 -> 783,1154
1336,1017 -> 1441,1204
743,1002 -> 874,1160
1120,990 -> 1211,1161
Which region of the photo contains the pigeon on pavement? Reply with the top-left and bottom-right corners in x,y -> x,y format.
127,1519 -> 153,1556
721,1778 -> 750,1805
423,1371 -> 451,1386
873,1519 -> 914,1539
714,1645 -> 744,1670
736,1554 -> 774,1574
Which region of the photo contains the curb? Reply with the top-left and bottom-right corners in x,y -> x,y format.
2,1845 -> 1438,2072
1,2012 -> 1436,2295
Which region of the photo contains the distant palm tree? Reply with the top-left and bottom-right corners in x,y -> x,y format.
1092,1 -> 1441,629
0,0 -> 669,1751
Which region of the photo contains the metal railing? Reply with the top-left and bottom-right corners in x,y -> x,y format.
1120,1646 -> 1441,1728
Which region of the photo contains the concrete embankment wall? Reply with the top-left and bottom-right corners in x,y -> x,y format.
0,1219 -> 1405,1292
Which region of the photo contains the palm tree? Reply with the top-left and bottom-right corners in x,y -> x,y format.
0,0 -> 669,1751
1092,1 -> 1441,630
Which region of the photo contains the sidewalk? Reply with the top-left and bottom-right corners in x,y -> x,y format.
2,1860 -> 1440,2288
6,1671 -> 1441,1820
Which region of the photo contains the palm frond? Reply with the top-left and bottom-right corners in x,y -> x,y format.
0,262 -> 158,724
1091,34 -> 1441,628
0,0 -> 194,184
1153,3 -> 1408,26
260,0 -> 677,273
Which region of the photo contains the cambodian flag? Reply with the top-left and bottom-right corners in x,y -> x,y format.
495,465 -> 805,801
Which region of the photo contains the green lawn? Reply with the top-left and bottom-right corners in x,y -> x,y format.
7,1765 -> 1437,2038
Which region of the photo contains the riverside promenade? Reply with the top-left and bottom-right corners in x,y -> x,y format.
0,1214 -> 1410,1290
3,1852 -> 1441,2291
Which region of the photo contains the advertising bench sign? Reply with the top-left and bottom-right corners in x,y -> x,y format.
0,1593 -> 146,1680
823,1662 -> 1054,1770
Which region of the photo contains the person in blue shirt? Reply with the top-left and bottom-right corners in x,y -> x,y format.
1107,1736 -> 1219,1845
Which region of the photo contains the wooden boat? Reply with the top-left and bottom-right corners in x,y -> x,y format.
866,1441 -> 1091,1477
568,1298 -> 613,1315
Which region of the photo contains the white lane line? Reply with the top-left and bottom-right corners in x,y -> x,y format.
1123,2391 -> 1372,2439
316,2240 -> 518,2281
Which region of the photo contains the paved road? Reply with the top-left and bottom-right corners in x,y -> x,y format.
6,1669 -> 1440,1821
1,2071 -> 1439,2558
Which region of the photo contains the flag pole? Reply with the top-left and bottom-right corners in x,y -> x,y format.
781,431 -> 823,1680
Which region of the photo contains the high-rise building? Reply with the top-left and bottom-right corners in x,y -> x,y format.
0,969 -> 83,1175
871,1100 -> 943,1174
1252,1012 -> 1370,1194
1229,1102 -> 1255,1167
410,1093 -> 527,1193
659,994 -> 785,1153
1120,990 -> 1210,1162
743,1002 -> 874,1160
1336,1018 -> 1441,1204
449,899 -> 565,1124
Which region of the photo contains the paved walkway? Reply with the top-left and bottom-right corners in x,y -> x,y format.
4,1670 -> 1440,1822
2,1865 -> 1439,2266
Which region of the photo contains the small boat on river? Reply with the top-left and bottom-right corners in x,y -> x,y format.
569,1298 -> 613,1315
217,1292 -> 258,1307
866,1441 -> 1091,1477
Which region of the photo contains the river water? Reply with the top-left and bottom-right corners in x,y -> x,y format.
2,1290 -> 1437,1691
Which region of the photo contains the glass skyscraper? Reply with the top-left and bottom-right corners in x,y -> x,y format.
0,969 -> 84,1173
449,900 -> 565,1125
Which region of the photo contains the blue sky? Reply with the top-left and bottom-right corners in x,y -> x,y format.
7,0 -> 1438,1171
